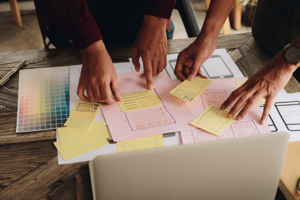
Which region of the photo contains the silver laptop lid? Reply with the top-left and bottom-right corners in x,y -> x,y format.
90,132 -> 289,200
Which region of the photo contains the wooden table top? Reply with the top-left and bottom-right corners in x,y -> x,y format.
0,32 -> 299,200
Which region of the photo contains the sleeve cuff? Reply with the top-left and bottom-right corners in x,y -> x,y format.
145,0 -> 176,19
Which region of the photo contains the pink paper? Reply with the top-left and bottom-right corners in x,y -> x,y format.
179,77 -> 271,144
101,71 -> 196,141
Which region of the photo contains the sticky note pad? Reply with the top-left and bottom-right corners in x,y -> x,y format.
118,90 -> 162,112
236,81 -> 274,105
58,121 -> 109,148
170,77 -> 212,102
54,122 -> 110,160
64,101 -> 101,129
190,104 -> 235,136
117,135 -> 164,153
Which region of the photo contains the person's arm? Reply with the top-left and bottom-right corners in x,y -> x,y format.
174,0 -> 235,81
34,0 -> 121,104
132,0 -> 175,90
220,36 -> 300,124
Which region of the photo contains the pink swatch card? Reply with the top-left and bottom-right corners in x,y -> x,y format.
101,71 -> 196,142
179,77 -> 271,144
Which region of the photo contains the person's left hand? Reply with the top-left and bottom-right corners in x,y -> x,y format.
132,15 -> 167,90
220,50 -> 298,125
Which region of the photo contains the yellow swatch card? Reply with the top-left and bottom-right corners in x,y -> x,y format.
236,81 -> 274,105
190,104 -> 235,136
118,90 -> 162,112
58,121 -> 109,148
64,101 -> 101,129
170,77 -> 212,102
54,122 -> 110,160
117,135 -> 164,153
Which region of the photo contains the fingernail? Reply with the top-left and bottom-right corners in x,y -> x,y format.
236,115 -> 241,121
149,84 -> 154,90
227,113 -> 233,119
187,74 -> 194,81
220,105 -> 225,110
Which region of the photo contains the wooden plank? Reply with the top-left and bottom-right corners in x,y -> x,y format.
46,176 -> 76,200
228,49 -> 243,63
0,140 -> 56,189
75,166 -> 93,200
0,156 -> 88,200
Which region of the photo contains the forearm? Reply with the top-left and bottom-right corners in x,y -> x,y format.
198,0 -> 235,40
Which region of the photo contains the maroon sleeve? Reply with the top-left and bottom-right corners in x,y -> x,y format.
145,0 -> 176,19
42,0 -> 103,51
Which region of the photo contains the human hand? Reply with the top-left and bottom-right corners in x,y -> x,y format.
220,51 -> 298,124
174,31 -> 218,81
132,15 -> 167,90
77,40 -> 122,104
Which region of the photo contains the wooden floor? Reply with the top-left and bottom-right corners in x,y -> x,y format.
0,32 -> 298,199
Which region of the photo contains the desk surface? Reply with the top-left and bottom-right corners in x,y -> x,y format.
0,32 -> 299,200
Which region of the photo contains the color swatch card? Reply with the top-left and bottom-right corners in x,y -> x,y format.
64,101 -> 101,129
190,104 -> 235,136
118,90 -> 162,112
170,77 -> 212,102
117,135 -> 164,153
17,67 -> 70,132
101,70 -> 196,142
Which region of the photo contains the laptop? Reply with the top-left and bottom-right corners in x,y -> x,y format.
89,132 -> 289,200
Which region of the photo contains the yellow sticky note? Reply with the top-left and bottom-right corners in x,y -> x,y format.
117,135 -> 164,153
54,122 -> 110,160
64,101 -> 101,129
170,77 -> 212,102
58,121 -> 109,148
190,104 -> 235,136
118,90 -> 162,112
236,81 -> 274,105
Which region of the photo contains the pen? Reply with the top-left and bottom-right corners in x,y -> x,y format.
0,59 -> 26,86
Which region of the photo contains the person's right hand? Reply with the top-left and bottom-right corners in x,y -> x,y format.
175,32 -> 218,81
77,40 -> 122,104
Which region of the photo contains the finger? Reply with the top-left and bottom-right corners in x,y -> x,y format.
77,85 -> 90,102
260,96 -> 274,125
111,79 -> 122,102
152,58 -> 158,76
227,88 -> 256,119
197,67 -> 208,79
142,58 -> 153,89
92,86 -> 102,102
100,80 -> 115,105
235,93 -> 262,121
86,88 -> 96,102
187,58 -> 203,81
183,66 -> 190,78
164,55 -> 167,69
132,47 -> 141,72
174,57 -> 186,81
156,56 -> 165,74
220,85 -> 248,110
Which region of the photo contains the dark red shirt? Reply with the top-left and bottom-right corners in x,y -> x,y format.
33,0 -> 175,51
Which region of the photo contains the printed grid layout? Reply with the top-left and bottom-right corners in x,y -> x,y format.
17,67 -> 70,132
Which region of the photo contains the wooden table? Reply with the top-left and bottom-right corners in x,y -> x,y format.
0,32 -> 299,200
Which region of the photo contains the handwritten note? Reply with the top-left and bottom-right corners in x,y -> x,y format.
190,104 -> 235,136
236,81 -> 273,105
64,101 -> 101,129
170,77 -> 212,102
54,122 -> 110,160
118,90 -> 162,112
117,135 -> 164,153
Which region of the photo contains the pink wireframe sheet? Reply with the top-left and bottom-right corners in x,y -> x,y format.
101,71 -> 195,141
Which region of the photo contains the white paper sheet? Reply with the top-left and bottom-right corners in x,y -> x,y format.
260,92 -> 300,142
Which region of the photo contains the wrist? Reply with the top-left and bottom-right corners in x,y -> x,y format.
143,14 -> 166,29
83,40 -> 106,56
276,50 -> 298,74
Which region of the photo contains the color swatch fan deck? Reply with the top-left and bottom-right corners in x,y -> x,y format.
17,67 -> 70,132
